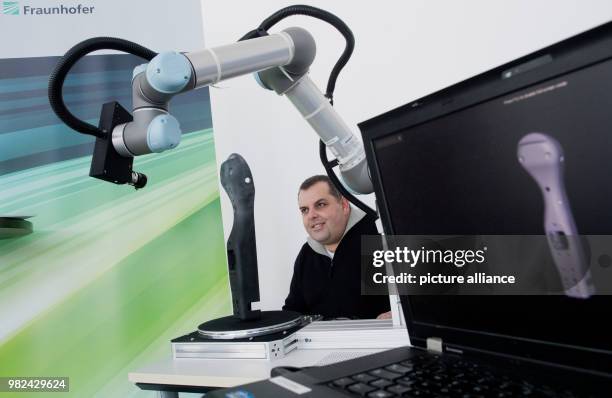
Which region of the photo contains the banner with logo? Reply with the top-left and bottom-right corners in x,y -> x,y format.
0,1 -> 230,397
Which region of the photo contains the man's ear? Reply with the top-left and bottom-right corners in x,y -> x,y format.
341,197 -> 350,214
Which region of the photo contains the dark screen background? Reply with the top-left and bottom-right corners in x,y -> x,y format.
374,59 -> 612,353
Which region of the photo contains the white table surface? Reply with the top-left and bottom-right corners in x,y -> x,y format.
128,347 -> 385,389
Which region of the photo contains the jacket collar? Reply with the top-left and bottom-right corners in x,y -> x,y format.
306,204 -> 366,257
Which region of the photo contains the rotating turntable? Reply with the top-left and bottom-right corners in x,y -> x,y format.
172,154 -> 317,360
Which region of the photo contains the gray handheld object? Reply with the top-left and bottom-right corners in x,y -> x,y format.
220,153 -> 261,320
517,132 -> 594,298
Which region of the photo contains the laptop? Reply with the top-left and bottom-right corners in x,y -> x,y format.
211,21 -> 612,398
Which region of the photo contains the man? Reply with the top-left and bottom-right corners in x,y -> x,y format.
283,175 -> 390,319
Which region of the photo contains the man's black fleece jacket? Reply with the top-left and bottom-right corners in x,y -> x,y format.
282,214 -> 390,319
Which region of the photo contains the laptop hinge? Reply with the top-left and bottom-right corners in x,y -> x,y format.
426,337 -> 443,354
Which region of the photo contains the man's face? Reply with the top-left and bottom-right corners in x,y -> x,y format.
298,181 -> 350,246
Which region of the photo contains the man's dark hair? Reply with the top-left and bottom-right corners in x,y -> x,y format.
299,175 -> 343,201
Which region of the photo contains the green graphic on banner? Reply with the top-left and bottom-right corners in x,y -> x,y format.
2,1 -> 19,15
0,54 -> 230,397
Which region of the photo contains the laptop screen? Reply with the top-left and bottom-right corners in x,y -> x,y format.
361,23 -> 612,373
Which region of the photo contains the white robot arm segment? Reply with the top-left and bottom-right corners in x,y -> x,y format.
112,27 -> 373,194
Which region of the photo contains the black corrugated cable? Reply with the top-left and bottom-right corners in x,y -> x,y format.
48,37 -> 157,137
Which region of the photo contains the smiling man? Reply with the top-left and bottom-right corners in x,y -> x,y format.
283,175 -> 390,319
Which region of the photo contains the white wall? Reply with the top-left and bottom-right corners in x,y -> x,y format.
200,0 -> 612,310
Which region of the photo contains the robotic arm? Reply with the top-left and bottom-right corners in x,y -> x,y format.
48,6 -> 373,197
116,27 -> 372,194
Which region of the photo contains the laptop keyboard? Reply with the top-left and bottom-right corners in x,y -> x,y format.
328,353 -> 583,397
